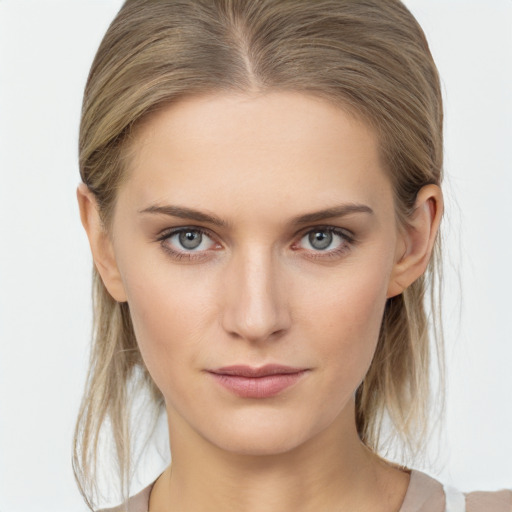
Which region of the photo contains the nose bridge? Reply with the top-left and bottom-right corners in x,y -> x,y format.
222,243 -> 290,342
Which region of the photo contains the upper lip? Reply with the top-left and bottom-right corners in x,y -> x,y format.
209,364 -> 307,378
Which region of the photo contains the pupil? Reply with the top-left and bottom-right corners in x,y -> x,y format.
309,230 -> 332,250
179,231 -> 202,249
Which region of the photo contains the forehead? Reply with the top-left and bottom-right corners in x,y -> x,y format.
120,91 -> 393,220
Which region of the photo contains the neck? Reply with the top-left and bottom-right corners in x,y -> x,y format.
149,400 -> 409,512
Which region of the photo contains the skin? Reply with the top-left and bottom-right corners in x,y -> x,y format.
78,91 -> 442,512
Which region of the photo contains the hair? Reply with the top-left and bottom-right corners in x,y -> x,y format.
73,0 -> 444,508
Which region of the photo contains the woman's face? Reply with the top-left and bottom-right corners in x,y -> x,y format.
106,92 -> 406,455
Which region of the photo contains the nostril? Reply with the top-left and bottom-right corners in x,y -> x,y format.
221,292 -> 291,343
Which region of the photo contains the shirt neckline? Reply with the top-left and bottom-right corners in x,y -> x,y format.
129,468 -> 442,512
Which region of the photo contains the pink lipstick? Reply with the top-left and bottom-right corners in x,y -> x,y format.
207,364 -> 308,398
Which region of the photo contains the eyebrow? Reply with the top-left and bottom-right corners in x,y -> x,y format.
293,204 -> 374,224
140,205 -> 228,227
139,203 -> 373,227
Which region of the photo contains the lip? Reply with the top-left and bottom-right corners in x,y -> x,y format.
207,364 -> 309,398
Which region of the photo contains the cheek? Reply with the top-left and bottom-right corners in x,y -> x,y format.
119,258 -> 216,389
298,257 -> 392,385
116,229 -> 395,408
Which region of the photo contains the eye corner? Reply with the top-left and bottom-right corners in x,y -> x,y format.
291,225 -> 356,261
156,226 -> 222,262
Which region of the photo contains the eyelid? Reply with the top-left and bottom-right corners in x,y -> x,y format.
156,225 -> 216,242
156,226 -> 221,261
291,225 -> 356,259
295,225 -> 355,244
155,224 -> 356,262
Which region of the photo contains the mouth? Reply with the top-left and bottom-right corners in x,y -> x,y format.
207,364 -> 309,398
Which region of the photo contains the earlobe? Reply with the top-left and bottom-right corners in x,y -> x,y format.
76,183 -> 128,302
387,184 -> 443,298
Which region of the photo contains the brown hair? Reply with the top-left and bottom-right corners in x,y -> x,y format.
74,0 -> 444,508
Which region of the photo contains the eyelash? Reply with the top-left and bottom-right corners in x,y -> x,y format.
157,227 -> 216,262
293,226 -> 355,261
156,226 -> 355,262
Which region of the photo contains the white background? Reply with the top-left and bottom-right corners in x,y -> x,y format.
0,1 -> 511,511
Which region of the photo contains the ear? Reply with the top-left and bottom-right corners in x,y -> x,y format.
77,183 -> 127,302
387,184 -> 443,298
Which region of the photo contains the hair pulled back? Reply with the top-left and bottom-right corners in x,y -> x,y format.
74,0 -> 444,508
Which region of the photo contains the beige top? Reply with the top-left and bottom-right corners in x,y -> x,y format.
100,470 -> 512,512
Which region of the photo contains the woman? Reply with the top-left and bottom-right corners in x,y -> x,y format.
73,1 -> 511,511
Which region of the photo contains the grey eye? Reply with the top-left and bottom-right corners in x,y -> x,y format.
161,228 -> 218,258
178,230 -> 203,250
308,230 -> 333,250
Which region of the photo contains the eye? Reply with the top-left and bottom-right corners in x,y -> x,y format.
296,227 -> 353,254
174,230 -> 207,250
158,227 -> 219,259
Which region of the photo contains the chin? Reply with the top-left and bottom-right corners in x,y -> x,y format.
197,407 -> 334,457
208,430 -> 309,457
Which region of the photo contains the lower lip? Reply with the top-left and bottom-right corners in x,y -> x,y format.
209,371 -> 307,398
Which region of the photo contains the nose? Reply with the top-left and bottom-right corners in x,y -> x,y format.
221,246 -> 291,343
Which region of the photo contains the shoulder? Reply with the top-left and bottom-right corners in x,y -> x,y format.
403,470 -> 512,512
400,470 -> 445,512
96,471 -> 512,512
466,489 -> 512,512
96,481 -> 154,512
